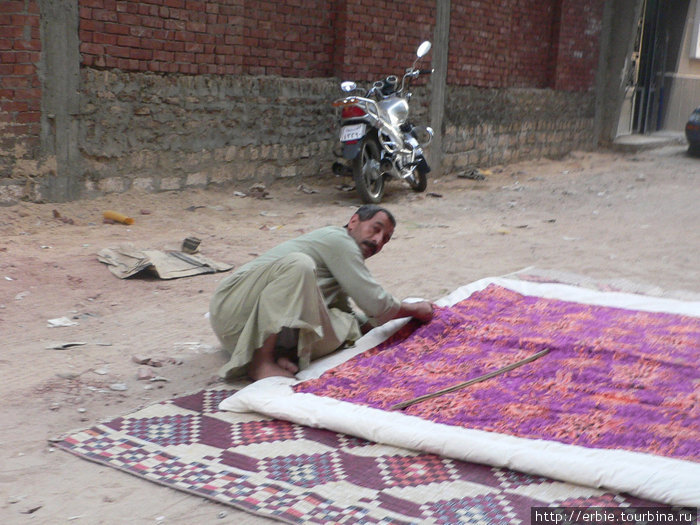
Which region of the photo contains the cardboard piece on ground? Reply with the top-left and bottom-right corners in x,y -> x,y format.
98,246 -> 233,279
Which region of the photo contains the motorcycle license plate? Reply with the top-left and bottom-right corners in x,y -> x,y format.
339,123 -> 366,142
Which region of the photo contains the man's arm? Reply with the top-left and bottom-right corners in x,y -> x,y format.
318,228 -> 435,326
359,300 -> 434,333
318,230 -> 401,324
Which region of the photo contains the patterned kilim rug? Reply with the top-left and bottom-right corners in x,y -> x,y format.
56,386 -> 668,524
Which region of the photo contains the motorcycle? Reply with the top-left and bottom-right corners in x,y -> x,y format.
331,41 -> 434,203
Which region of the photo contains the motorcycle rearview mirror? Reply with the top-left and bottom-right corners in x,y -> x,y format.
340,81 -> 357,92
416,41 -> 431,58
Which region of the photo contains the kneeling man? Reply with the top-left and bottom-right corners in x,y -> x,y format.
209,204 -> 434,381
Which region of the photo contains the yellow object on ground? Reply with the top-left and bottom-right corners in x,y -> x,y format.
103,210 -> 134,225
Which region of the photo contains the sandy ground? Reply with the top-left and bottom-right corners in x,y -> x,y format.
1,144 -> 698,524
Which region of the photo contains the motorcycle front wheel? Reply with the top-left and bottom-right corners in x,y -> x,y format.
352,136 -> 385,204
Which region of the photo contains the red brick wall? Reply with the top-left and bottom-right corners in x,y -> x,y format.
76,0 -> 603,86
332,0 -> 435,81
1,0 -> 605,200
448,0 -> 602,91
0,0 -> 605,138
449,0 -> 557,88
78,0 -> 441,81
552,0 -> 604,91
79,0 -> 336,77
0,0 -> 41,155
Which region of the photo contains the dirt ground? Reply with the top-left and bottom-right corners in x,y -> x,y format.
1,144 -> 698,524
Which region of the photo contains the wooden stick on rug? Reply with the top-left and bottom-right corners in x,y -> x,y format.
390,348 -> 551,410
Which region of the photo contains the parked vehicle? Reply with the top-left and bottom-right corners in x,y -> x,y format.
331,41 -> 434,203
685,105 -> 700,156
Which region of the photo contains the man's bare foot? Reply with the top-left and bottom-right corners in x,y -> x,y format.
247,360 -> 296,382
246,332 -> 299,382
276,356 -> 299,374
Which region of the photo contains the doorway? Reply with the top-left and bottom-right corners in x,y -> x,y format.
617,0 -> 691,135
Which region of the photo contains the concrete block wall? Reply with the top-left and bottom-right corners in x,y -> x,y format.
77,69 -> 337,198
0,0 -> 605,204
443,88 -> 596,171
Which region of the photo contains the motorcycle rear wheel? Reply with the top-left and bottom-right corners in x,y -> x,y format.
352,137 -> 385,204
407,169 -> 427,192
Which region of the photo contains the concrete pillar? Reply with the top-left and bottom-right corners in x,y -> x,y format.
39,0 -> 81,201
429,0 -> 450,176
593,0 -> 645,145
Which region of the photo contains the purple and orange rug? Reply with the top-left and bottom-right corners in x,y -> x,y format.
295,284 -> 700,462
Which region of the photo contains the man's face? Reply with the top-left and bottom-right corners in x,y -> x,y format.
347,211 -> 394,259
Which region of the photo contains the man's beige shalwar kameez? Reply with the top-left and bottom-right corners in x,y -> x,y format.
209,226 -> 400,377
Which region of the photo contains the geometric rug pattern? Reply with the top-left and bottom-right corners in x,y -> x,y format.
56,387 -> 670,524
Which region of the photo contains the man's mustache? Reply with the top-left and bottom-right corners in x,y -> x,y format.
362,241 -> 377,255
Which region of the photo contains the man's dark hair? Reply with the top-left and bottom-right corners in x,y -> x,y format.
353,204 -> 396,226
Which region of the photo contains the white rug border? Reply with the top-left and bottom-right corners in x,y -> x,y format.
220,276 -> 700,506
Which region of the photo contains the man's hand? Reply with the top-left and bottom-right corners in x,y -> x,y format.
396,300 -> 435,323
